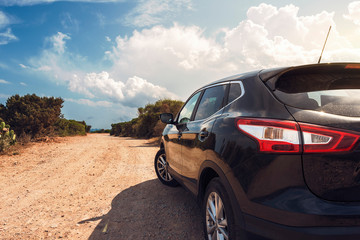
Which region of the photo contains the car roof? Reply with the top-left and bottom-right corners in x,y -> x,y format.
201,62 -> 360,90
204,70 -> 260,88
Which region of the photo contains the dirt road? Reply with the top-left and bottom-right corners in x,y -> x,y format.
0,134 -> 203,239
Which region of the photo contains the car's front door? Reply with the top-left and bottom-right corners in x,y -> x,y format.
180,84 -> 228,194
166,91 -> 201,176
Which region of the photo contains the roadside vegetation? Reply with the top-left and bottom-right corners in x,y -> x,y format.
0,120 -> 16,152
110,99 -> 183,138
0,94 -> 91,153
0,94 -> 183,153
91,129 -> 111,133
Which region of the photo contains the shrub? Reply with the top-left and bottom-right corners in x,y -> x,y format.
54,119 -> 86,136
110,99 -> 183,138
0,94 -> 91,140
77,120 -> 91,133
92,129 -> 111,133
110,123 -> 122,136
0,94 -> 63,138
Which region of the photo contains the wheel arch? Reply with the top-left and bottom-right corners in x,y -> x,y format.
197,162 -> 219,205
160,141 -> 165,150
198,160 -> 246,229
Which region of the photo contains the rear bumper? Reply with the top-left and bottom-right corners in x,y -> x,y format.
234,187 -> 360,239
229,187 -> 360,240
243,213 -> 360,240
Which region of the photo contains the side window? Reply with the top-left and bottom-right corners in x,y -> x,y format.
228,82 -> 242,103
194,85 -> 226,121
178,92 -> 201,124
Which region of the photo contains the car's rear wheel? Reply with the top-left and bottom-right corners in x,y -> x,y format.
154,149 -> 178,187
203,178 -> 235,240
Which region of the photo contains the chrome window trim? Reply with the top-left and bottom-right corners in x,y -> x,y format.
229,80 -> 245,102
199,80 -> 245,99
176,80 -> 245,124
198,81 -> 230,92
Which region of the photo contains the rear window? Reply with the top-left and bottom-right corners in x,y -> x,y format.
228,82 -> 242,103
272,65 -> 360,117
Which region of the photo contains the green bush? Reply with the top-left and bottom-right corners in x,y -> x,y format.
54,119 -> 86,136
0,121 -> 16,152
110,123 -> 122,136
0,94 -> 63,138
92,129 -> 111,133
77,120 -> 91,133
0,94 -> 90,139
110,99 -> 183,138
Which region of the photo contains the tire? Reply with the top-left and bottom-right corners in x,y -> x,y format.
154,149 -> 178,187
203,177 -> 236,240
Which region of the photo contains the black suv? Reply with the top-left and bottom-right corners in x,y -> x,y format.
154,63 -> 360,240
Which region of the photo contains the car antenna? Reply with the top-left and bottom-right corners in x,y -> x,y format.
318,26 -> 332,64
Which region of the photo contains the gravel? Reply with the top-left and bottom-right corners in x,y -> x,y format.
0,134 -> 204,239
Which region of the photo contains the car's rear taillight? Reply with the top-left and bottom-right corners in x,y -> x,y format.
345,63 -> 360,69
236,118 -> 301,153
236,118 -> 360,154
299,123 -> 360,153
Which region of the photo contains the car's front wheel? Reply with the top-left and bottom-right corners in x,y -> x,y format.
154,149 -> 178,187
203,177 -> 235,240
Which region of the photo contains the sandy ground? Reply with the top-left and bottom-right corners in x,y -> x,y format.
0,134 -> 203,239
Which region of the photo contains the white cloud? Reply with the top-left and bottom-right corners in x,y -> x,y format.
123,0 -> 193,27
108,24 -> 226,96
122,76 -> 178,107
27,4 -> 360,108
20,82 -> 27,86
0,28 -> 17,45
344,1 -> 360,25
0,11 -> 10,29
107,4 -> 360,98
47,32 -> 71,54
246,4 -> 338,49
69,71 -> 124,99
105,36 -> 111,42
69,72 -> 178,107
65,98 -> 113,107
37,65 -> 52,71
29,32 -> 179,108
19,63 -> 29,69
0,11 -> 18,45
237,4 -> 353,64
0,79 -> 10,84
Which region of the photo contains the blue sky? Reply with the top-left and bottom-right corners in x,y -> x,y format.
0,0 -> 360,129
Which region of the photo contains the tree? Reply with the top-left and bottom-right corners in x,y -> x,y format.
110,99 -> 184,138
0,94 -> 64,137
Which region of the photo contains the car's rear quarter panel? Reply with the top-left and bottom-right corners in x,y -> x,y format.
287,106 -> 360,202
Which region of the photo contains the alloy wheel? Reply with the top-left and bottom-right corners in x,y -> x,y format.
156,153 -> 173,182
206,191 -> 229,240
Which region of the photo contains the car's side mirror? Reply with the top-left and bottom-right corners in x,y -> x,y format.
160,113 -> 175,124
